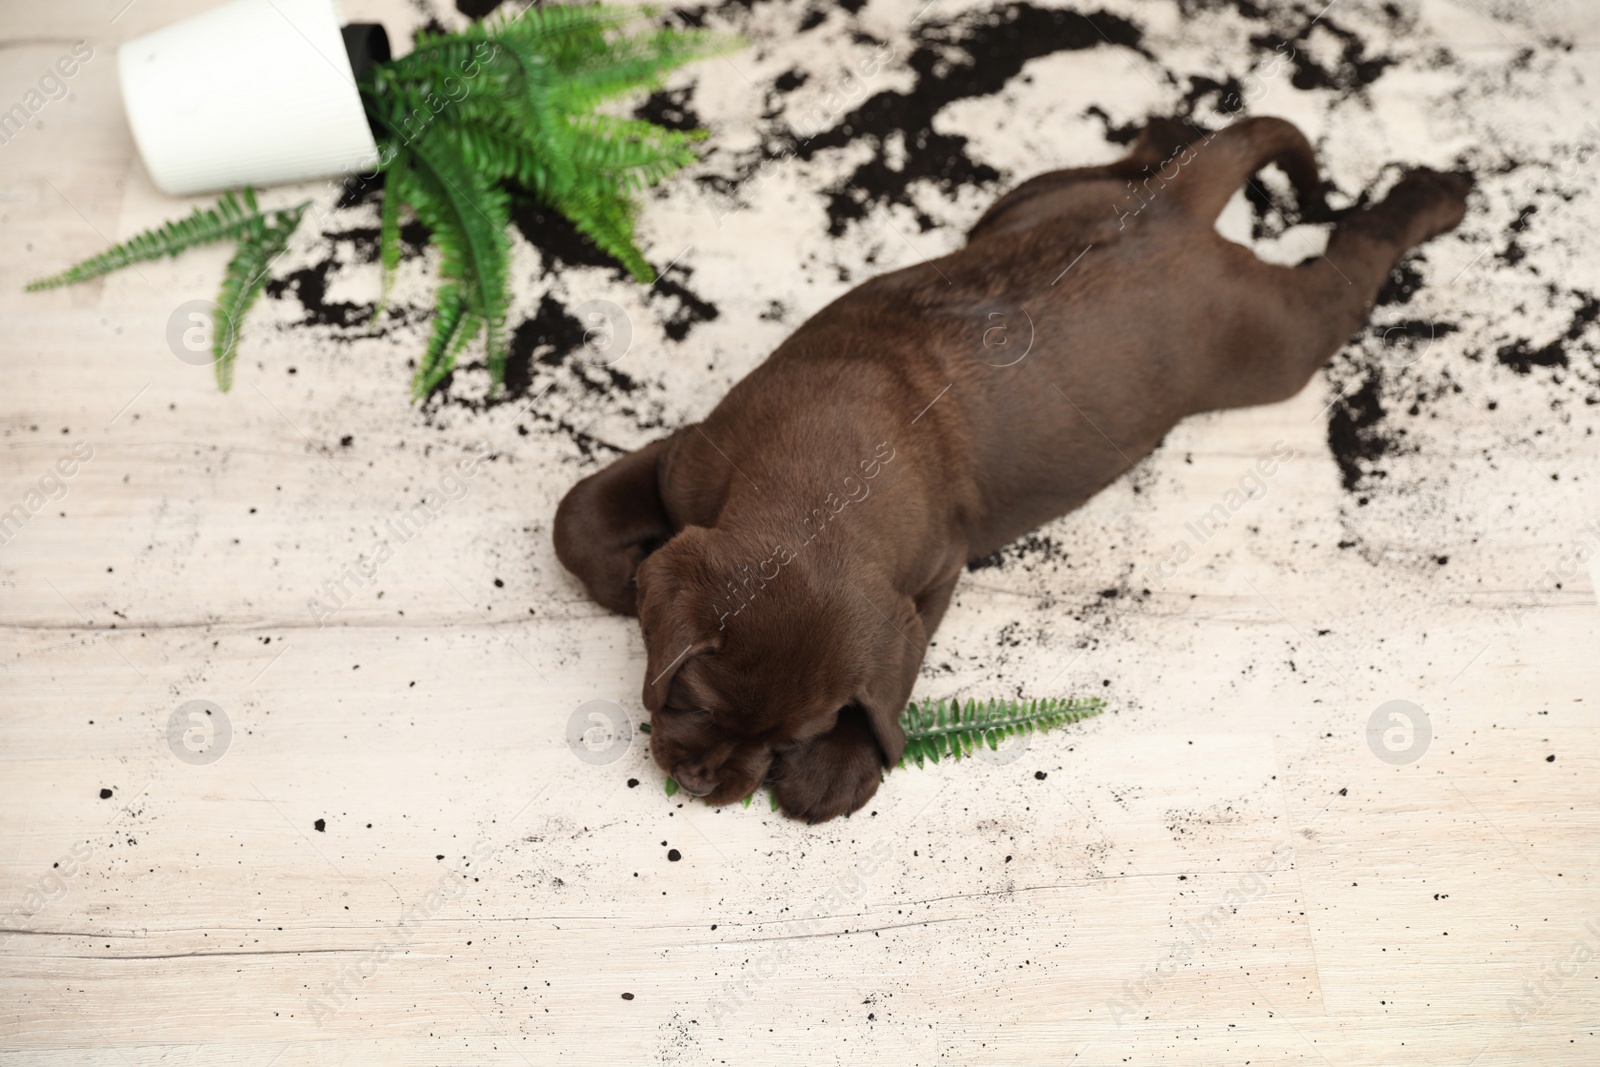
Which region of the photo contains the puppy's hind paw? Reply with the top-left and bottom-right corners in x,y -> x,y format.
1384,167 -> 1471,243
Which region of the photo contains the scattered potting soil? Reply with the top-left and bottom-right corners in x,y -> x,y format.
256,0 -> 1594,645
760,4 -> 1149,236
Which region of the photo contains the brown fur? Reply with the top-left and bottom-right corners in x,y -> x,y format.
553,117 -> 1470,822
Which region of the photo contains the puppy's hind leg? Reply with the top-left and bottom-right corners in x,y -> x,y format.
1206,168 -> 1470,410
553,437 -> 676,616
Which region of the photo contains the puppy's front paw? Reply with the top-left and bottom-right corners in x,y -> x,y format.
771,707 -> 885,823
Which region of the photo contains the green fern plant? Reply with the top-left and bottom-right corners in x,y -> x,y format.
654,695 -> 1107,809
24,187 -> 284,291
214,202 -> 309,390
26,187 -> 311,391
25,5 -> 730,397
896,695 -> 1105,768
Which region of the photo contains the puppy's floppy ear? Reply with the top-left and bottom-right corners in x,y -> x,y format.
635,526 -> 722,711
553,436 -> 676,616
853,596 -> 926,768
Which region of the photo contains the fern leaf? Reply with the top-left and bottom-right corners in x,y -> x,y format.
26,188 -> 267,291
212,202 -> 308,391
485,46 -> 568,177
484,4 -> 637,66
437,119 -> 553,197
374,149 -> 407,322
414,281 -> 468,399
565,113 -> 704,191
551,27 -> 733,113
552,182 -> 652,281
399,132 -> 511,392
896,696 -> 1105,769
440,115 -> 673,279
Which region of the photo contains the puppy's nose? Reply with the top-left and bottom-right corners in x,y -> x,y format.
673,764 -> 717,797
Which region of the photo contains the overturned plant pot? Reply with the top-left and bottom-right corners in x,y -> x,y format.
118,0 -> 386,195
41,4 -> 727,399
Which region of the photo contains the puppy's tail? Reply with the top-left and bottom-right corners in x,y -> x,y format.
1153,116 -> 1324,225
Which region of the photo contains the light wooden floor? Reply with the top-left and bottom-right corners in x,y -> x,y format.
2,1 -> 1597,1063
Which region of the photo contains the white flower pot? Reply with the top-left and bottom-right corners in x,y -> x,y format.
118,0 -> 383,196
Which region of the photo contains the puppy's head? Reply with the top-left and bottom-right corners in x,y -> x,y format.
635,525 -> 921,806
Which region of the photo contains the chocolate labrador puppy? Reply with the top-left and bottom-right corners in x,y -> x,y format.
554,116 -> 1468,822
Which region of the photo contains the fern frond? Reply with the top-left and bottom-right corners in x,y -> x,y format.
415,282 -> 468,398
374,149 -> 407,322
400,132 -> 511,391
484,3 -> 638,65
550,27 -> 732,113
26,188 -> 267,291
552,184 -> 651,281
564,113 -> 705,190
897,696 -> 1106,769
436,119 -> 553,197
213,202 -> 308,391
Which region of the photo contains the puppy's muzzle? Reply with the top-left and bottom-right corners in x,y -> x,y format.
672,764 -> 718,796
